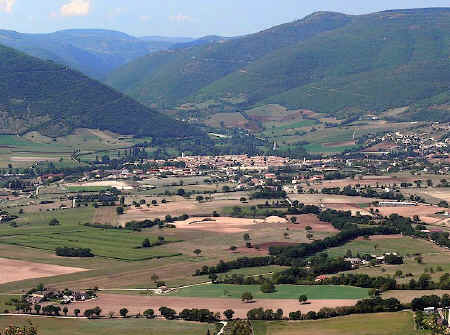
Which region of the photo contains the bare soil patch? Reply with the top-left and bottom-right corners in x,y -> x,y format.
174,217 -> 265,233
375,205 -> 447,219
66,294 -> 357,318
93,207 -> 118,226
0,258 -> 89,285
66,180 -> 133,190
287,214 -> 338,232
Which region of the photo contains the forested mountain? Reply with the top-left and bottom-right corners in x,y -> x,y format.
0,29 -> 188,80
106,11 -> 351,109
106,8 -> 450,120
0,43 -> 201,138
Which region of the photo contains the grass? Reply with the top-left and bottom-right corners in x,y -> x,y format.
0,208 -> 181,261
325,237 -> 436,258
0,316 -> 216,335
66,186 -> 112,192
0,229 -> 180,261
170,284 -> 369,300
304,143 -> 357,153
253,311 -> 421,335
0,295 -> 20,313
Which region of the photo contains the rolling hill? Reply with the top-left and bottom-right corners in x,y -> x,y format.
0,29 -> 190,80
0,43 -> 201,139
106,8 -> 450,120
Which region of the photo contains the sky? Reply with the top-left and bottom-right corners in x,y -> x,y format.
0,0 -> 448,37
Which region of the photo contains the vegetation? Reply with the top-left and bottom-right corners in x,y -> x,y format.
253,311 -> 418,335
171,284 -> 368,300
0,43 -> 201,138
108,9 -> 450,122
0,317 -> 214,335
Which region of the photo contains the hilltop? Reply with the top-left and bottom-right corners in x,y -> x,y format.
106,8 -> 450,121
0,43 -> 200,138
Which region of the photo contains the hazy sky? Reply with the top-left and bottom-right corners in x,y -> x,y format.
0,0 -> 448,37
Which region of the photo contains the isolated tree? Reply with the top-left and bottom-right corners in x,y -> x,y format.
260,280 -> 276,293
299,295 -> 308,304
93,306 -> 102,317
209,273 -> 218,283
240,197 -> 247,202
142,238 -> 151,248
143,309 -> 155,319
34,304 -> 41,315
49,218 -> 60,226
290,217 -> 297,224
120,308 -> 129,318
194,249 -> 202,256
223,309 -> 235,320
243,233 -> 251,241
63,306 -> 68,316
74,309 -> 80,317
306,232 -> 313,239
241,292 -> 253,303
305,225 -> 312,231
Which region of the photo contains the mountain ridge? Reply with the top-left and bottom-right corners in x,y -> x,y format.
106,8 -> 450,120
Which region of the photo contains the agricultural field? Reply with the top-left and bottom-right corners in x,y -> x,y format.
0,207 -> 181,261
325,236 -> 438,258
170,284 -> 369,300
0,316 -> 216,335
0,128 -> 141,168
253,311 -> 421,335
58,293 -> 360,319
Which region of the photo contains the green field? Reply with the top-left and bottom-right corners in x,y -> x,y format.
304,143 -> 357,153
171,284 -> 369,300
66,186 -> 113,192
0,316 -> 215,335
0,295 -> 20,313
253,311 -> 421,335
0,208 -> 181,261
325,237 -> 435,258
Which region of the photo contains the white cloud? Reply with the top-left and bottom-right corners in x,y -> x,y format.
60,0 -> 91,17
169,13 -> 192,23
0,0 -> 16,13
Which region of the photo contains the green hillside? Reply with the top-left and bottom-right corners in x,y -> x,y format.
106,11 -> 352,107
0,43 -> 200,138
107,8 -> 450,120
